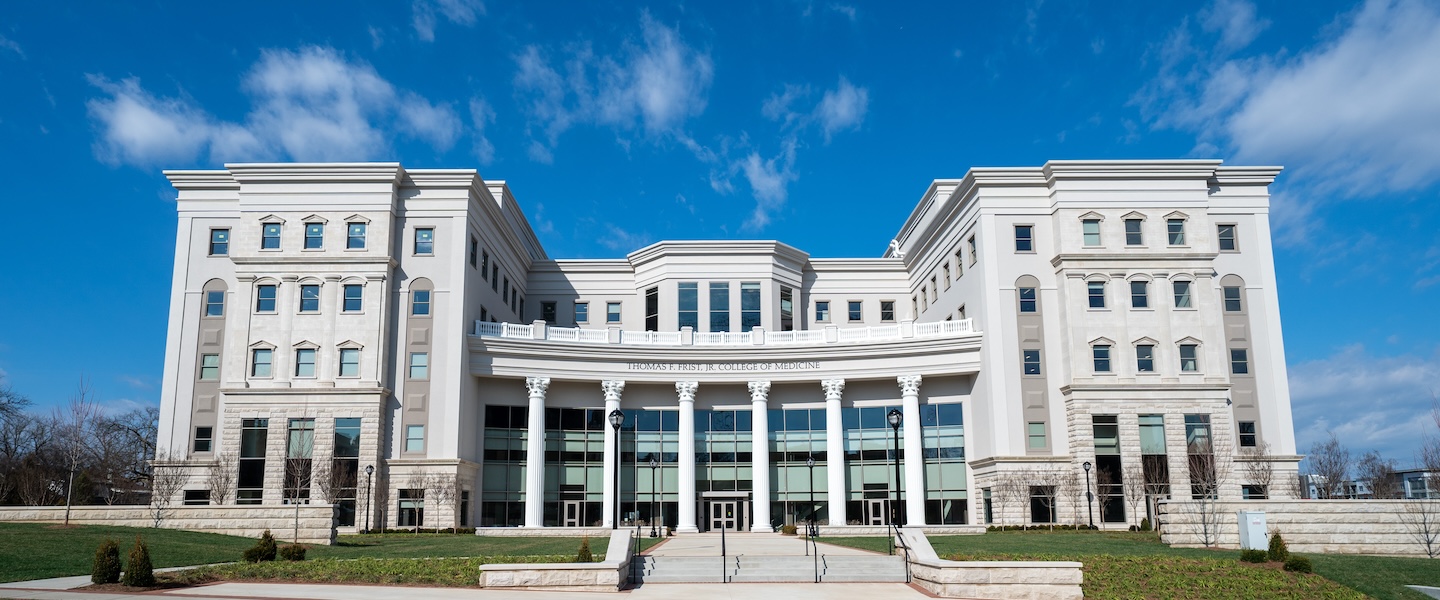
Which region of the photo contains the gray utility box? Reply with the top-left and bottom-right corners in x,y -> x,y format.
1237,511 -> 1268,550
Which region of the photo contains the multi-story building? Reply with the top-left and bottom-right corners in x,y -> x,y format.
155,160 -> 1301,532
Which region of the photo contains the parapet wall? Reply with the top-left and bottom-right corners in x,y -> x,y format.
0,504 -> 337,545
1157,499 -> 1440,556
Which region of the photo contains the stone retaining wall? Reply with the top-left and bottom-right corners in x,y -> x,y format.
1157,499 -> 1440,556
477,529 -> 633,592
0,505 -> 337,545
900,526 -> 1084,600
475,526 -> 611,537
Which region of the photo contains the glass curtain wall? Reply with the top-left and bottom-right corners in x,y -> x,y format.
768,408 -> 827,526
333,418 -> 361,526
621,409 -> 679,528
481,405 -> 528,526
284,418 -> 314,504
543,408 -> 605,526
843,405 -> 904,525
1091,415 -> 1125,522
921,404 -> 967,524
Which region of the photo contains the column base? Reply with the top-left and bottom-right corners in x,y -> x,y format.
676,526 -> 700,534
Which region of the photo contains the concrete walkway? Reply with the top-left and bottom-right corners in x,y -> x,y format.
0,582 -> 935,600
647,532 -> 875,557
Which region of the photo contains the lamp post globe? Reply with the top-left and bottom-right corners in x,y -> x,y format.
609,409 -> 624,529
887,408 -> 903,527
1082,461 -> 1095,529
648,455 -> 660,538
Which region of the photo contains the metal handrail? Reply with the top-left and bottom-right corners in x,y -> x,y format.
631,526 -> 641,586
719,510 -> 728,583
891,524 -> 913,584
807,519 -> 821,583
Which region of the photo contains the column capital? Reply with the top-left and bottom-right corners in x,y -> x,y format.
748,380 -> 772,402
601,380 -> 626,400
525,376 -> 551,396
821,379 -> 846,399
897,375 -> 922,396
675,381 -> 699,402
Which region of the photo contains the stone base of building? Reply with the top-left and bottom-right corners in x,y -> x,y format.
901,527 -> 1083,600
478,530 -> 634,591
1158,498 -> 1440,556
0,504 -> 337,545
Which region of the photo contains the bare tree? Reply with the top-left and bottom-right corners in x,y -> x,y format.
1186,451 -> 1233,548
1123,461 -> 1148,527
1062,469 -> 1085,526
284,451 -> 314,542
313,457 -> 357,506
1031,469 -> 1066,530
206,453 -> 236,505
427,473 -> 459,533
1356,451 -> 1401,499
991,473 -> 1028,527
406,471 -> 430,534
1308,432 -> 1351,499
0,410 -> 44,503
149,451 -> 188,527
1238,442 -> 1276,499
1399,398 -> 1440,557
56,382 -> 101,525
0,376 -> 30,426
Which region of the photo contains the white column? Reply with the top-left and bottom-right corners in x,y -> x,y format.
822,379 -> 847,527
749,380 -> 772,531
523,376 -> 549,528
899,375 -> 926,525
601,380 -> 625,528
676,381 -> 700,533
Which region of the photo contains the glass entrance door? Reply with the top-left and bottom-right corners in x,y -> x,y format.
710,500 -> 738,531
866,499 -> 888,525
562,500 -> 582,527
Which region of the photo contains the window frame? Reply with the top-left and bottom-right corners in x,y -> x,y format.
261,222 -> 282,250
1230,348 -> 1250,375
1018,287 -> 1037,313
199,354 -> 220,381
193,426 -> 214,453
304,222 -> 324,250
1223,286 -> 1243,312
1179,343 -> 1200,372
1082,219 -> 1101,247
1136,344 -> 1156,373
541,301 -> 557,323
414,227 -> 435,255
251,348 -> 274,378
606,301 -> 622,324
967,235 -> 977,265
255,284 -> 278,313
1167,218 -> 1187,246
408,352 -> 429,380
204,290 -> 225,318
1022,349 -> 1042,376
1130,280 -> 1149,309
209,228 -> 230,256
847,300 -> 863,322
1092,344 -> 1112,373
405,424 -> 425,453
1217,224 -> 1238,252
338,347 -> 360,378
1124,218 -> 1143,246
1087,280 -> 1107,309
469,235 -> 479,267
815,300 -> 830,323
574,301 -> 589,324
346,222 -> 367,250
1238,421 -> 1257,447
879,300 -> 896,322
1014,224 -> 1034,253
342,284 -> 363,313
294,348 -> 317,378
1173,279 -> 1194,309
299,284 -> 321,313
411,289 -> 431,316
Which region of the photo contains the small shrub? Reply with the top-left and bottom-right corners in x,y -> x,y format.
780,524 -> 798,535
576,537 -> 594,562
243,529 -> 279,563
1283,555 -> 1313,574
278,543 -> 307,561
1240,549 -> 1269,563
121,536 -> 155,587
91,538 -> 122,585
1267,531 -> 1290,562
1139,518 -> 1151,532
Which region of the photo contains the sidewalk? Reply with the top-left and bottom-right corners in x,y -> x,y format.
0,581 -> 935,600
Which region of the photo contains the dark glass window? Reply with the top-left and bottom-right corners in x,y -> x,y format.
1014,225 -> 1033,252
1023,349 -> 1041,375
1223,286 -> 1243,312
304,223 -> 324,249
880,300 -> 895,321
1018,287 -> 1037,312
343,284 -> 362,312
541,301 -> 557,323
256,285 -> 277,312
678,282 -> 698,330
414,228 -> 434,254
193,426 -> 213,453
1136,345 -> 1155,372
262,223 -> 281,249
1093,345 -> 1111,372
848,300 -> 862,321
1238,421 -> 1257,447
209,229 -> 229,255
779,286 -> 794,331
1218,224 -> 1237,251
1230,348 -> 1249,374
347,223 -> 366,249
1124,219 -> 1142,245
645,286 -> 660,331
740,282 -> 761,331
300,284 -> 320,312
1130,281 -> 1149,308
709,283 -> 729,332
1087,281 -> 1106,308
411,289 -> 430,315
204,290 -> 225,317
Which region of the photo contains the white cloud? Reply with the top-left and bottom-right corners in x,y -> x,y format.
829,4 -> 857,21
815,76 -> 869,141
739,138 -> 798,231
1288,344 -> 1440,464
469,96 -> 497,165
0,34 -> 22,58
412,0 -> 485,42
86,46 -> 464,166
762,84 -> 810,126
1200,0 -> 1270,52
598,223 -> 651,252
369,26 -> 385,49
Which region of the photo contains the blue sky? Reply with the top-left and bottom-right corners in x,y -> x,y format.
1,0 -> 1438,465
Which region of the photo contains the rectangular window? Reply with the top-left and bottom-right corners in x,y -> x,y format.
183,489 -> 210,506
541,301 -> 557,323
193,426 -> 213,453
262,223 -> 281,249
1082,219 -> 1101,246
1223,286 -> 1243,312
954,250 -> 963,277
1014,225 -> 1033,252
679,283 -> 699,330
209,229 -> 230,255
1023,349 -> 1041,375
1180,344 -> 1199,372
646,286 -> 660,331
199,354 -> 220,381
285,418 -> 315,503
1125,219 -> 1143,245
709,282 -> 729,331
256,284 -> 277,312
1167,219 -> 1186,245
815,300 -> 830,322
304,223 -> 324,249
411,289 -> 430,316
251,349 -> 272,378
1027,422 -> 1047,449
414,228 -> 434,254
295,348 -> 316,378
469,236 -> 478,267
1230,348 -> 1249,374
740,282 -> 761,331
968,235 -> 977,265
1087,281 -> 1106,308
205,290 -> 225,317
957,305 -> 966,320
338,348 -> 359,377
299,284 -> 320,312
1185,414 -> 1213,454
405,424 -> 425,453
491,265 -> 499,290
1093,345 -> 1111,372
342,284 -> 362,312
408,352 -> 428,380
481,251 -> 490,278
913,295 -> 920,317
607,301 -> 622,324
575,301 -> 589,324
779,286 -> 794,331
347,222 -> 366,249
1238,421 -> 1257,447
880,300 -> 896,322
1173,280 -> 1193,308
1131,281 -> 1149,308
1218,224 -> 1237,251
1018,287 -> 1037,313
943,264 -> 951,288
1139,415 -> 1166,454
929,276 -> 938,302
237,418 -> 268,504
847,300 -> 862,322
1136,344 -> 1155,373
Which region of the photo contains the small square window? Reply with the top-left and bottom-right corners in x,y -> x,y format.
1173,280 -> 1193,308
199,354 -> 220,381
1136,344 -> 1155,373
339,348 -> 360,377
405,424 -> 425,453
1180,344 -> 1199,372
262,223 -> 281,249
347,222 -> 366,249
847,300 -> 862,322
606,301 -> 622,323
575,302 -> 589,323
1238,421 -> 1257,447
209,229 -> 230,256
1093,345 -> 1111,372
880,300 -> 895,322
1023,349 -> 1041,375
204,290 -> 225,317
1018,287 -> 1037,313
414,228 -> 434,255
1087,281 -> 1106,309
1223,286 -> 1243,312
1125,219 -> 1143,246
1230,348 -> 1249,374
295,348 -> 316,378
304,223 -> 324,249
1014,225 -> 1034,252
1167,219 -> 1186,245
815,301 -> 830,322
541,301 -> 557,323
342,284 -> 363,312
1082,219 -> 1101,246
299,284 -> 320,313
1130,281 -> 1149,308
193,426 -> 213,453
409,352 -> 428,380
251,349 -> 273,378
1218,224 -> 1238,251
256,284 -> 277,312
412,289 -> 431,316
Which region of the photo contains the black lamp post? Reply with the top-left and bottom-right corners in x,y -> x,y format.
887,408 -> 903,526
364,464 -> 374,533
1082,461 -> 1095,529
806,454 -> 817,528
648,455 -> 660,538
609,409 -> 624,530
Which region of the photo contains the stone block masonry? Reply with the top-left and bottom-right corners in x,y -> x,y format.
1158,499 -> 1440,556
0,504 -> 337,545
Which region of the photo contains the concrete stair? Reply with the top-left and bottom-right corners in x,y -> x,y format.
635,554 -> 907,584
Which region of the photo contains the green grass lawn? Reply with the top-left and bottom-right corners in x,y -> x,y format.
822,531 -> 1440,600
0,522 -> 661,584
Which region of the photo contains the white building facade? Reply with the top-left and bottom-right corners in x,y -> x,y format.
155,160 -> 1301,532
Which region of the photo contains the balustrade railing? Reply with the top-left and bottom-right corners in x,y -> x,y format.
472,318 -> 979,347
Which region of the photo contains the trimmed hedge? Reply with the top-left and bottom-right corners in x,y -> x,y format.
1283,556 -> 1313,574
91,538 -> 121,585
121,536 -> 155,587
1241,549 -> 1269,563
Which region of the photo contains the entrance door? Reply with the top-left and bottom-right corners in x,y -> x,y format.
562,500 -> 582,527
866,499 -> 888,525
710,500 -> 738,531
